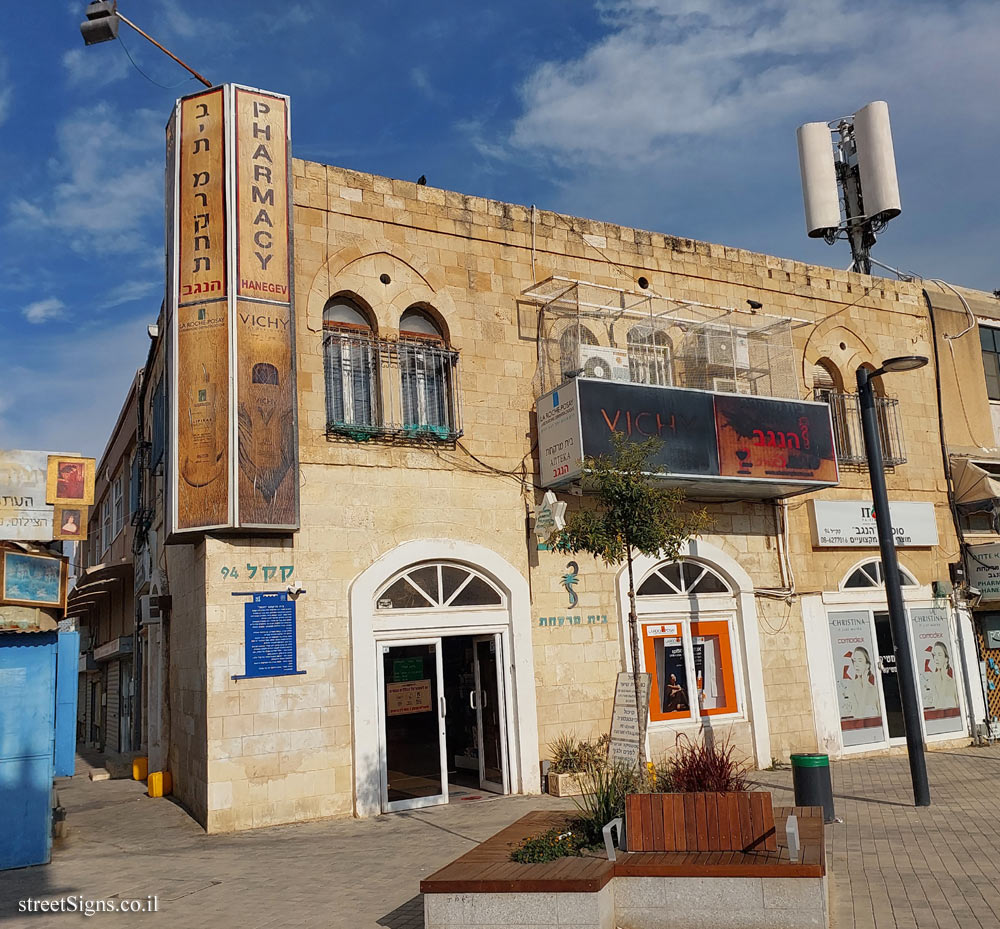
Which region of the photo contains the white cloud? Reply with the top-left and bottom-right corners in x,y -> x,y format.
510,0 -> 1000,165
9,103 -> 162,253
22,298 -> 65,324
62,46 -> 129,88
410,67 -> 435,101
0,316 -> 149,457
0,56 -> 11,127
103,279 -> 160,309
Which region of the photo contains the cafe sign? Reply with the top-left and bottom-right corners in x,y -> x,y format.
808,499 -> 938,547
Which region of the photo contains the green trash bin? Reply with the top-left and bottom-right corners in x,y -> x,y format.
789,753 -> 835,823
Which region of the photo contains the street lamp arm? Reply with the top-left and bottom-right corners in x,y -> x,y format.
114,10 -> 212,88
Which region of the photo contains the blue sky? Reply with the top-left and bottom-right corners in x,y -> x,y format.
1,0 -> 998,458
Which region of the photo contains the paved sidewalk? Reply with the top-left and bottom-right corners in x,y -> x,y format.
3,745 -> 1000,928
754,743 -> 1000,929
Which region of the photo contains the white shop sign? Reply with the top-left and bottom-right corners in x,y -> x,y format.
809,500 -> 938,548
536,382 -> 583,486
967,542 -> 1000,602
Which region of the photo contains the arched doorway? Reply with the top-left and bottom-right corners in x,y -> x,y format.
617,540 -> 770,766
349,541 -> 538,816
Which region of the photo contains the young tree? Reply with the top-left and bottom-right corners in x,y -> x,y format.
551,432 -> 709,764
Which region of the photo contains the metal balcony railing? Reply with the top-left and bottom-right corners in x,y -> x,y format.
814,390 -> 906,467
323,333 -> 463,442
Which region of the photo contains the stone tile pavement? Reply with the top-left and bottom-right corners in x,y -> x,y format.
754,743 -> 1000,929
4,745 -> 1000,928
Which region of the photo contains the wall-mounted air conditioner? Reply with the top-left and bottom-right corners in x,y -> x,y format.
711,377 -> 752,395
694,326 -> 751,370
579,345 -> 631,382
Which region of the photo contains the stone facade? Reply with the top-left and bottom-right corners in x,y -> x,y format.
110,152 -> 1000,831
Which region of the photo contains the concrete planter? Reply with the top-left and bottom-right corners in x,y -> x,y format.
548,771 -> 586,797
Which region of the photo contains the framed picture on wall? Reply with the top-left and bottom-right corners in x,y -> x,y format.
53,506 -> 87,541
0,550 -> 68,610
45,455 -> 96,506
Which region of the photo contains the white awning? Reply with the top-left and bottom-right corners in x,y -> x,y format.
952,458 -> 1000,505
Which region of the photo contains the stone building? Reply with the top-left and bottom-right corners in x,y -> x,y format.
69,372 -> 141,755
81,85 -> 1000,833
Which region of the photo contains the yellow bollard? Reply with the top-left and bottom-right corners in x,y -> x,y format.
147,770 -> 173,798
132,757 -> 148,781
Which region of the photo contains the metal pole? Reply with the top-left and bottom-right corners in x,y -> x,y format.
856,365 -> 931,806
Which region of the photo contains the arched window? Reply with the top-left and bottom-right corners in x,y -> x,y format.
399,307 -> 456,437
324,297 -> 377,431
627,326 -> 672,387
634,559 -> 739,724
840,559 -> 918,590
376,562 -> 505,610
558,325 -> 598,381
811,360 -> 854,461
637,560 -> 730,596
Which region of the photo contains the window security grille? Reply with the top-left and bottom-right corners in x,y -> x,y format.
324,333 -> 462,441
813,390 -> 906,467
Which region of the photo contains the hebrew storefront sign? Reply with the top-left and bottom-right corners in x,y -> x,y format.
808,499 -> 939,547
966,542 -> 1000,602
166,85 -> 298,536
1,450 -> 91,542
537,378 -> 838,498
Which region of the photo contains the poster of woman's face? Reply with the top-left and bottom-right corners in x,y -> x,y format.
45,455 -> 95,506
53,506 -> 87,541
0,550 -> 67,609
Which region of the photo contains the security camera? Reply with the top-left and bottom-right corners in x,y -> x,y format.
966,586 -> 982,606
286,584 -> 305,600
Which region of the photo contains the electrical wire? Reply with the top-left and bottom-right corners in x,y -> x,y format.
116,32 -> 196,90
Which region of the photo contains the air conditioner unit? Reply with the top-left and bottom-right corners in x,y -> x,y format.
695,326 -> 751,370
711,377 -> 751,395
579,345 -> 631,382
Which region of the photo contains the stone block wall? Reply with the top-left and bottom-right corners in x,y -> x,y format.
162,159 -> 995,828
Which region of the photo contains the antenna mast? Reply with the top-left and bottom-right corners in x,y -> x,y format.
797,101 -> 901,275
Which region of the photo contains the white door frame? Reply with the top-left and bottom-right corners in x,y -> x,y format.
350,540 -> 539,817
804,584 -> 970,757
377,636 -> 448,812
618,539 -> 771,767
473,633 -> 508,794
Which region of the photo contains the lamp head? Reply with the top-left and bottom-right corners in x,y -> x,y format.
80,1 -> 119,45
879,355 -> 928,373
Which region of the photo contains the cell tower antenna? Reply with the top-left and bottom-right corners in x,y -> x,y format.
796,101 -> 901,275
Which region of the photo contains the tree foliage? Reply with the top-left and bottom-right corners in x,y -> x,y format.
550,432 -> 709,764
553,433 -> 708,564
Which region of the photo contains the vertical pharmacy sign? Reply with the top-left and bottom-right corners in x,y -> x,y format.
167,85 -> 299,536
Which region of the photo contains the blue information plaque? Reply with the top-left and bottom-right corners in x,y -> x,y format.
231,591 -> 307,680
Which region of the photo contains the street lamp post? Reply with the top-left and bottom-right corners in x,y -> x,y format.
79,1 -> 212,88
856,356 -> 931,807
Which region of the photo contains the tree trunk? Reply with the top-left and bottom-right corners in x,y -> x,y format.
626,547 -> 648,768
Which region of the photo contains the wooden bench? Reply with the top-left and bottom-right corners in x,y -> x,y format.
422,807 -> 827,929
624,790 -> 778,853
421,805 -> 824,896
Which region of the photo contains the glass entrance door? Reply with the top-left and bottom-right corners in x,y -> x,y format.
473,635 -> 506,794
379,640 -> 447,812
874,612 -> 906,739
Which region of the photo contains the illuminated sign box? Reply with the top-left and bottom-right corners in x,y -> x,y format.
536,378 -> 839,499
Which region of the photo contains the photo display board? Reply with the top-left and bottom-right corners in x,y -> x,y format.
828,610 -> 885,747
166,85 -> 298,537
